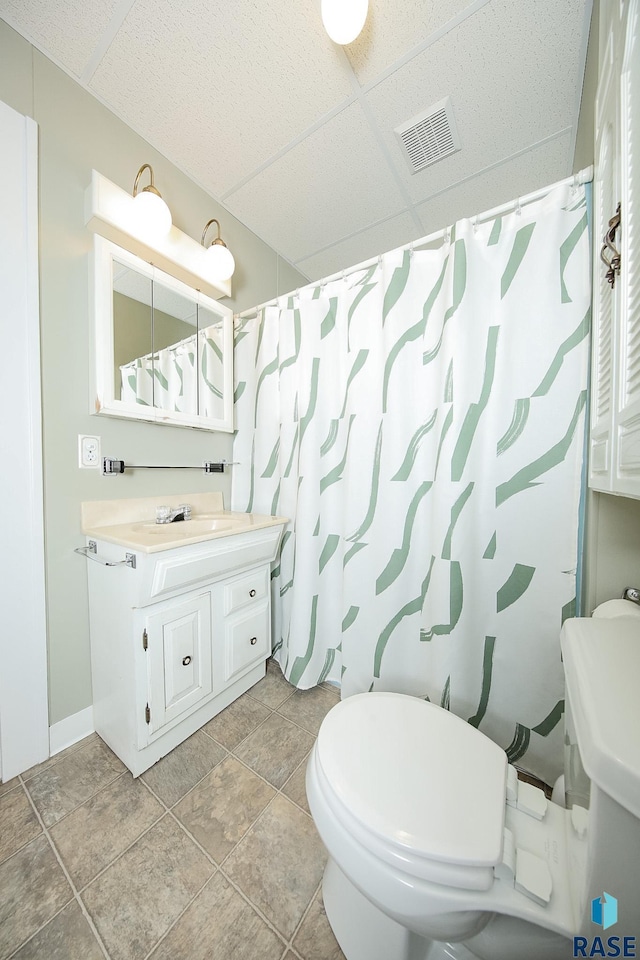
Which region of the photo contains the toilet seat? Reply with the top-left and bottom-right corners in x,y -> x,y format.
315,693 -> 508,891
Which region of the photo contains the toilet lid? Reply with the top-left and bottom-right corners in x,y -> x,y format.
316,692 -> 507,868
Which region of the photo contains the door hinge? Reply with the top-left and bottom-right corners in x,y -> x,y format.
142,628 -> 148,651
145,703 -> 150,724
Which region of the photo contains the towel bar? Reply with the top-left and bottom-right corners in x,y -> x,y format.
75,540 -> 136,568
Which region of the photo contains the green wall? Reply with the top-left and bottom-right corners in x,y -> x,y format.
573,0 -> 599,174
0,18 -> 306,726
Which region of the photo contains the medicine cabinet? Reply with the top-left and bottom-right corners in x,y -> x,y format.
91,236 -> 234,432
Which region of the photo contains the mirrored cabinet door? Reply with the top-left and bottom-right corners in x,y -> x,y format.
148,282 -> 198,417
112,258 -> 153,407
92,237 -> 234,432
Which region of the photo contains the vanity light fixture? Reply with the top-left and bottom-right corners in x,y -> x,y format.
201,218 -> 236,281
85,170 -> 232,299
132,163 -> 172,237
321,0 -> 368,44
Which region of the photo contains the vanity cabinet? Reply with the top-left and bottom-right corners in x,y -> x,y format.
85,523 -> 283,776
589,0 -> 640,497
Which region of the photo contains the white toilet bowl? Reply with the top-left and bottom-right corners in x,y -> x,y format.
307,613 -> 640,960
306,691 -> 574,960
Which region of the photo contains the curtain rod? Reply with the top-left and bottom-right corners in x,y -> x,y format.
236,165 -> 593,321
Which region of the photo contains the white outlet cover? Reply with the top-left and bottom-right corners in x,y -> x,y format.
79,434 -> 101,468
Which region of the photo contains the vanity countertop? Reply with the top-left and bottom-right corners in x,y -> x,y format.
81,493 -> 287,554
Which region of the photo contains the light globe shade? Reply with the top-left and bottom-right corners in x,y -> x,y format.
321,0 -> 368,44
206,243 -> 235,282
133,189 -> 172,237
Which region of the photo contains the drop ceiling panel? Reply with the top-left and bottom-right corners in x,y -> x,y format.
416,133 -> 573,236
0,0 -> 122,76
366,0 -> 586,205
224,102 -> 407,265
0,0 -> 590,285
296,211 -> 421,282
345,0 -> 477,87
89,0 -> 354,197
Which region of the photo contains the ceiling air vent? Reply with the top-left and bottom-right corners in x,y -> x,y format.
395,97 -> 461,174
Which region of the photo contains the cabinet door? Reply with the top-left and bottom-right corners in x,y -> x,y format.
145,592 -> 212,738
590,16 -> 620,491
615,0 -> 640,495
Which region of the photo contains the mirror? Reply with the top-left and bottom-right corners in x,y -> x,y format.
92,237 -> 233,431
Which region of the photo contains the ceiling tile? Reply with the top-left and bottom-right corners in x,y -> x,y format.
89,0 -> 354,197
223,101 -> 407,264
0,0 -> 122,76
365,0 -> 587,204
345,0 -> 476,87
295,211 -> 421,281
415,132 -> 573,236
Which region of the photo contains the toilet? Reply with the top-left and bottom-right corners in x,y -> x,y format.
306,606 -> 640,960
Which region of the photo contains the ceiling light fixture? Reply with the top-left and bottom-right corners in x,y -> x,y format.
132,163 -> 172,236
201,218 -> 236,281
321,0 -> 368,44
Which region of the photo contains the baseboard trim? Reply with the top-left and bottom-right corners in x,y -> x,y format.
49,705 -> 95,756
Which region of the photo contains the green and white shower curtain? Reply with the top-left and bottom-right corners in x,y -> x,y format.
120,323 -> 225,416
233,180 -> 590,782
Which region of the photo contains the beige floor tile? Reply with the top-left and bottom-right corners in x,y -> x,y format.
0,834 -> 73,959
281,758 -> 311,816
149,873 -> 284,960
235,713 -> 314,789
50,773 -> 164,889
20,735 -> 98,782
293,892 -> 345,960
11,900 -> 104,960
0,787 -> 42,864
141,730 -> 227,807
224,794 -> 326,940
174,756 -> 275,863
82,814 -> 214,960
202,694 -> 271,751
248,659 -> 296,709
24,738 -> 125,827
277,686 -> 339,736
0,778 -> 19,799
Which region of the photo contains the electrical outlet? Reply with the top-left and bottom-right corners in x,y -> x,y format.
79,434 -> 101,468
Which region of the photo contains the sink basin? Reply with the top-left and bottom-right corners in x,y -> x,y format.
132,517 -> 237,535
81,494 -> 288,553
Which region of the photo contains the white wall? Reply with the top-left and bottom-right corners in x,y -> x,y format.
0,100 -> 49,777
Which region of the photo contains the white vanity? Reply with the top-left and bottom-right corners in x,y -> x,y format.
81,493 -> 287,776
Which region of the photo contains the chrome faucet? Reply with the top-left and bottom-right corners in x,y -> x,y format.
155,503 -> 192,524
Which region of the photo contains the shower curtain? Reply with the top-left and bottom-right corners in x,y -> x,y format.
120,322 -> 225,416
232,180 -> 590,782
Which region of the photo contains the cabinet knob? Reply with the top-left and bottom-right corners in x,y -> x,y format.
249,589 -> 256,597
182,655 -> 192,666
250,636 -> 258,646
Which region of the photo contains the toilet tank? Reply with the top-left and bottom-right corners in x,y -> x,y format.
560,613 -> 640,934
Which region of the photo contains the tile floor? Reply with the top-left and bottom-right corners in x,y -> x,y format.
0,661 -> 346,960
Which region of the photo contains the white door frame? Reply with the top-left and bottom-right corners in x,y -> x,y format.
0,99 -> 49,780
